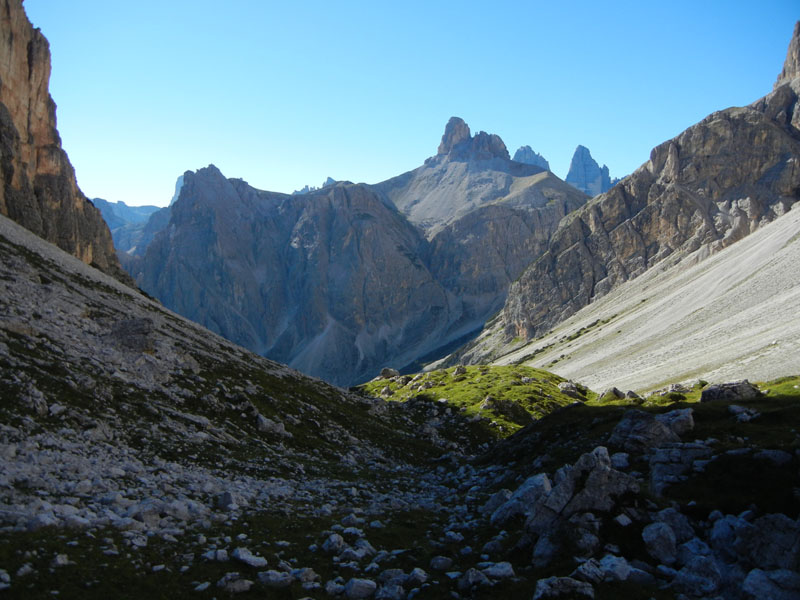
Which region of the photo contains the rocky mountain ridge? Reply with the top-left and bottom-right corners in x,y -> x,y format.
126,119 -> 588,385
457,201 -> 800,392
127,167 -> 460,386
92,198 -> 161,255
0,0 -> 128,283
372,117 -> 587,237
492,22 -> 800,347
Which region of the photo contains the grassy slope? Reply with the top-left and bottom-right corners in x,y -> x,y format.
359,365 -> 597,437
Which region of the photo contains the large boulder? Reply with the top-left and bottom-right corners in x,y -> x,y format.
525,447 -> 639,536
700,380 -> 762,403
533,576 -> 595,599
743,568 -> 800,600
642,522 -> 677,566
608,410 -> 680,452
490,473 -> 552,526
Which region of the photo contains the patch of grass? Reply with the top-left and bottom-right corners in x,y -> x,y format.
358,365 -> 596,437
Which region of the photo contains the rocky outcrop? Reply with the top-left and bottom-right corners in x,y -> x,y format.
0,0 -> 128,282
565,145 -> 615,197
373,117 -> 586,236
501,25 -> 800,342
513,145 -> 550,170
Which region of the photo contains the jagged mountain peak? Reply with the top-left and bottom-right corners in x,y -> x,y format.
775,21 -> 800,90
565,145 -> 614,196
513,145 -> 550,171
436,116 -> 509,161
437,116 -> 472,154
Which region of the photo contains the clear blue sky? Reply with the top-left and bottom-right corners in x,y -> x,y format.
25,0 -> 798,207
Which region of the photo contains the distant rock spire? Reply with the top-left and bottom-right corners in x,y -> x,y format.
438,117 -> 472,155
565,146 -> 614,197
513,146 -> 550,171
436,117 -> 509,161
774,21 -> 800,90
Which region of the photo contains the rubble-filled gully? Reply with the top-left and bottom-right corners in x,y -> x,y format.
1,382 -> 798,599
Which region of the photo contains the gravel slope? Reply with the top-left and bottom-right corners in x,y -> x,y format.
494,204 -> 800,392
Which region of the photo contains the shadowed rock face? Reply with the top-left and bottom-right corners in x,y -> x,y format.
501,23 -> 800,342
0,0 -> 129,282
131,166 -> 462,386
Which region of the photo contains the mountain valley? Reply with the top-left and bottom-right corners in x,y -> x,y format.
0,1 -> 799,599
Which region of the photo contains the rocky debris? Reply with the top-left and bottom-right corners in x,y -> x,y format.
729,404 -> 761,422
216,572 -> 254,593
107,318 -> 154,353
701,380 -> 762,402
256,414 -> 292,437
649,441 -> 713,496
564,145 -> 616,197
344,577 -> 377,598
379,368 -> 400,379
743,568 -> 800,600
532,576 -> 595,599
557,381 -> 584,399
490,473 -> 551,526
524,447 -> 639,537
231,547 -> 268,568
458,567 -> 490,590
429,556 -> 453,571
513,145 -> 550,170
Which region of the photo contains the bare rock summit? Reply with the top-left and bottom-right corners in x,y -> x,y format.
436,116 -> 509,161
774,21 -> 800,90
513,145 -> 550,170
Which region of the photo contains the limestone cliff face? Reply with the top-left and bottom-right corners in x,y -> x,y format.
501,24 -> 800,342
0,0 -> 127,281
131,166 -> 463,386
373,117 -> 586,237
428,196 -> 581,325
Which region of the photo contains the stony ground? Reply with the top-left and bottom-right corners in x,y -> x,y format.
1,213 -> 799,599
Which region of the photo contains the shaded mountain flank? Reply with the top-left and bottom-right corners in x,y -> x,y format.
0,0 -> 129,282
127,121 -> 587,385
